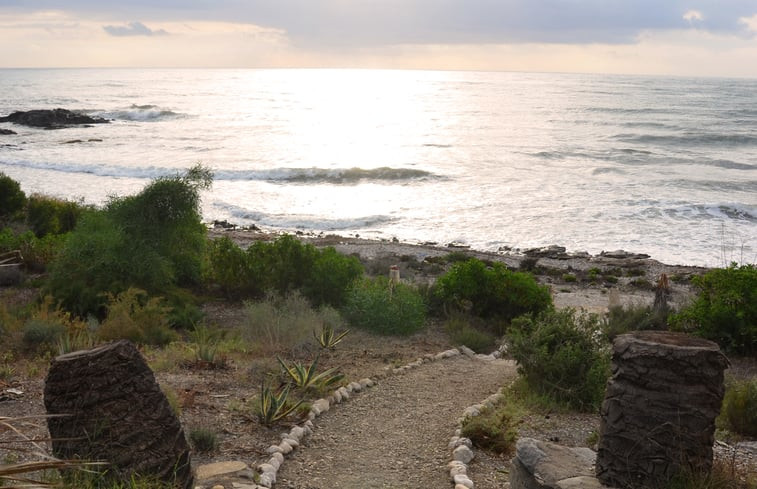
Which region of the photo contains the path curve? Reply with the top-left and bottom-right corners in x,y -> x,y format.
277,355 -> 517,489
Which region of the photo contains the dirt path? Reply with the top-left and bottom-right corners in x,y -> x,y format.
277,355 -> 517,489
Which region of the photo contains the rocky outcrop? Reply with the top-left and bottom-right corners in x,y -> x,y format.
596,331 -> 729,488
44,340 -> 193,489
510,438 -> 615,489
0,109 -> 109,129
0,128 -> 16,135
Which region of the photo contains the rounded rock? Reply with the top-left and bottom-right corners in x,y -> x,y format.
265,445 -> 282,454
453,445 -> 475,464
278,440 -> 293,454
453,474 -> 474,488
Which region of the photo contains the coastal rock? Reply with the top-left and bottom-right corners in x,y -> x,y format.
524,245 -> 568,259
0,108 -> 110,129
599,249 -> 650,260
0,128 -> 16,135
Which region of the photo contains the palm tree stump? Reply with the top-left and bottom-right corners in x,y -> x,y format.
596,331 -> 729,488
44,340 -> 193,489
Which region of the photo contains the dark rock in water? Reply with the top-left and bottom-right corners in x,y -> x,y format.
600,250 -> 650,259
44,340 -> 193,489
0,108 -> 110,129
63,139 -> 84,144
0,128 -> 16,135
212,219 -> 236,229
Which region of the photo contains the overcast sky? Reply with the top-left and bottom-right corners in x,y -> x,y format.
1,1 -> 757,76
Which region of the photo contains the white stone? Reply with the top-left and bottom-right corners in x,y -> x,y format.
350,381 -> 362,392
453,445 -> 475,464
331,390 -> 342,403
304,420 -> 315,433
448,436 -> 460,448
453,474 -> 474,488
476,353 -> 496,361
278,440 -> 293,454
265,444 -> 282,454
450,464 -> 467,477
282,437 -> 299,448
454,437 -> 473,449
231,483 -> 258,489
338,386 -> 350,400
289,426 -> 305,441
313,398 -> 330,413
459,345 -> 476,357
456,485 -> 471,489
257,473 -> 274,488
267,456 -> 281,470
463,406 -> 481,418
257,463 -> 277,475
359,378 -> 374,388
271,452 -> 284,465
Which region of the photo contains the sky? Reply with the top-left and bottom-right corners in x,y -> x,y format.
1,1 -> 757,77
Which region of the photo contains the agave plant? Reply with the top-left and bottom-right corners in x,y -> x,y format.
257,381 -> 302,427
276,353 -> 344,390
314,322 -> 350,349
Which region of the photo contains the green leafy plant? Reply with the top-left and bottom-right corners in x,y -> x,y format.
602,303 -> 670,341
276,353 -> 344,390
435,258 -> 552,324
97,288 -> 177,346
46,165 -> 211,318
188,324 -> 225,367
671,264 -> 757,355
243,292 -> 326,354
26,194 -> 83,238
0,172 -> 27,224
506,308 -> 610,411
342,276 -> 426,335
719,378 -> 757,437
314,322 -> 350,349
257,381 -> 303,426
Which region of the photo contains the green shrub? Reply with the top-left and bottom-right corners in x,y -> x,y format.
603,303 -> 669,341
719,378 -> 757,437
0,172 -> 26,223
0,229 -> 67,272
96,288 -> 177,346
26,194 -> 83,237
562,273 -> 577,282
46,166 -> 211,317
506,309 -> 610,411
242,292 -> 322,354
189,427 -> 219,453
303,246 -> 363,307
206,236 -> 260,298
22,318 -> 65,351
435,258 -> 552,323
343,276 -> 426,335
460,404 -> 517,454
444,313 -> 495,353
671,264 -> 757,355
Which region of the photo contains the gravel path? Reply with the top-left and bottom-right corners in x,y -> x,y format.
277,355 -> 517,489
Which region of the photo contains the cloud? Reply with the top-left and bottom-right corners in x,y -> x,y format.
740,14 -> 757,32
683,10 -> 704,22
103,21 -> 167,37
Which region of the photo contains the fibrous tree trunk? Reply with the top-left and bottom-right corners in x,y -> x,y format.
596,331 -> 729,488
44,340 -> 193,489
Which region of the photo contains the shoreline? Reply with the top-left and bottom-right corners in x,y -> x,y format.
208,224 -> 709,315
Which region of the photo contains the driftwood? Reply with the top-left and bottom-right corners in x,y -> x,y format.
44,340 -> 193,489
596,331 -> 729,488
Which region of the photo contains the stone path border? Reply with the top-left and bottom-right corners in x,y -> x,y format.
194,345 -> 505,489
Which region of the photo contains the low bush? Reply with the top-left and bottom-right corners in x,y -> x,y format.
0,172 -> 26,223
444,313 -> 496,353
342,276 -> 426,335
435,258 -> 552,324
22,318 -> 65,352
242,292 -> 323,354
671,264 -> 756,355
26,194 -> 83,238
208,235 -> 363,307
460,403 -> 517,454
97,288 -> 177,346
603,303 -> 669,341
0,229 -> 67,272
189,427 -> 219,453
719,378 -> 757,437
506,309 -> 610,411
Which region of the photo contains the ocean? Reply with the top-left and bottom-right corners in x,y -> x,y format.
0,68 -> 755,267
